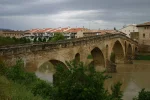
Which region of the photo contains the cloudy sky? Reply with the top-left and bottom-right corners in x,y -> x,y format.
0,0 -> 150,30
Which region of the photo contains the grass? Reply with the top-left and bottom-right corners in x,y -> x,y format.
0,75 -> 44,100
135,55 -> 150,60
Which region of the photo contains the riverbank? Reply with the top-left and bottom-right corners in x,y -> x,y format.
135,53 -> 150,60
0,75 -> 44,100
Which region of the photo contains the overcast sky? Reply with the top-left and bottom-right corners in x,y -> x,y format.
0,0 -> 150,30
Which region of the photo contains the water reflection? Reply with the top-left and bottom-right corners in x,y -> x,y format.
36,61 -> 55,83
36,60 -> 150,100
106,60 -> 150,100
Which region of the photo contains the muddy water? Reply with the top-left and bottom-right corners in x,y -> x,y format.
36,60 -> 150,100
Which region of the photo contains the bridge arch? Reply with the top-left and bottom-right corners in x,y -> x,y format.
74,53 -> 80,63
36,59 -> 67,83
112,40 -> 125,63
91,47 -> 105,71
127,44 -> 132,56
135,47 -> 138,53
106,45 -> 109,59
124,41 -> 127,53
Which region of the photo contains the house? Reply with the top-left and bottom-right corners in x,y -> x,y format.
136,22 -> 150,45
0,30 -> 24,38
119,24 -> 138,37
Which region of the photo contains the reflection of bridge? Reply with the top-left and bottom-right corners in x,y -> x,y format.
0,33 -> 138,72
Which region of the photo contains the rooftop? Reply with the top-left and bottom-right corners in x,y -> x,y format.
136,22 -> 150,27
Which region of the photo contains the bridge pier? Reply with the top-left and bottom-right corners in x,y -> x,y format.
124,55 -> 133,64
106,59 -> 117,73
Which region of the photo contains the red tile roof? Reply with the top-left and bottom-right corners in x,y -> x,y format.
137,22 -> 150,27
25,27 -> 87,34
65,28 -> 84,33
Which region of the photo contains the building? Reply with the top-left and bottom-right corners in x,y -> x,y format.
136,22 -> 150,45
0,30 -> 24,38
119,24 -> 138,37
24,28 -> 55,41
23,27 -> 121,41
130,32 -> 139,42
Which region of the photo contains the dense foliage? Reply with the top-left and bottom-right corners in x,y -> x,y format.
51,32 -> 65,42
0,60 -> 52,100
135,55 -> 150,60
133,89 -> 150,100
53,60 -> 123,100
0,59 -> 150,100
0,36 -> 30,45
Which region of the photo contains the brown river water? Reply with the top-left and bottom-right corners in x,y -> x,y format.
36,60 -> 150,100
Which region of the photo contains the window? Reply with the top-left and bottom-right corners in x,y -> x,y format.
143,33 -> 145,38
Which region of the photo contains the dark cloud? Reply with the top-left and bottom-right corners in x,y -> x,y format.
0,0 -> 150,30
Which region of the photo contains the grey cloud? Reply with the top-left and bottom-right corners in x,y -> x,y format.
0,0 -> 150,29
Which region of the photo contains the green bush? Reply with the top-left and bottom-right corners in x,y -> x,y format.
53,60 -> 122,100
51,32 -> 65,42
0,59 -> 124,100
133,89 -> 150,100
32,80 -> 53,100
6,60 -> 37,84
135,55 -> 150,60
0,76 -> 44,100
2,60 -> 52,99
0,36 -> 31,46
111,82 -> 123,100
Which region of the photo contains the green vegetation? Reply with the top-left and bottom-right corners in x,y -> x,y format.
87,54 -> 93,59
51,32 -> 65,42
133,89 -> 150,100
0,36 -> 30,46
0,76 -> 43,100
0,59 -> 150,100
135,55 -> 150,60
0,60 -> 52,100
0,32 -> 65,46
54,60 -> 123,100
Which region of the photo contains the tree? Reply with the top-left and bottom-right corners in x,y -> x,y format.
43,38 -> 46,42
38,37 -> 42,42
51,33 -> 65,42
33,37 -> 37,42
53,60 -> 123,100
133,89 -> 150,100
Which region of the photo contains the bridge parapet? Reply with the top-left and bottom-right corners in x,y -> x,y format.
0,33 -> 138,56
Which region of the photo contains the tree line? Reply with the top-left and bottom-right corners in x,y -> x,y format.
0,32 -> 65,46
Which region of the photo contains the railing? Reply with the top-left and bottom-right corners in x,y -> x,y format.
0,33 -> 138,56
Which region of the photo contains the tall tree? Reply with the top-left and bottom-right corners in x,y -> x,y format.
51,33 -> 65,42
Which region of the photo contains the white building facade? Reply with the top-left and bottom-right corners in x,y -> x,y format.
119,25 -> 138,37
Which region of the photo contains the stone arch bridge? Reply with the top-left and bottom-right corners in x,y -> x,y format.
0,33 -> 138,72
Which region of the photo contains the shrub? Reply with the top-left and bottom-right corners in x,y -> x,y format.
133,89 -> 150,100
53,60 -> 122,100
32,80 -> 53,100
111,82 -> 123,100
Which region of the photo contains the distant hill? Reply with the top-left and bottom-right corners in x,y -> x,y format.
0,28 -> 12,31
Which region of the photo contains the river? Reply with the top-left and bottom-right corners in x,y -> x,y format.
36,60 -> 150,100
